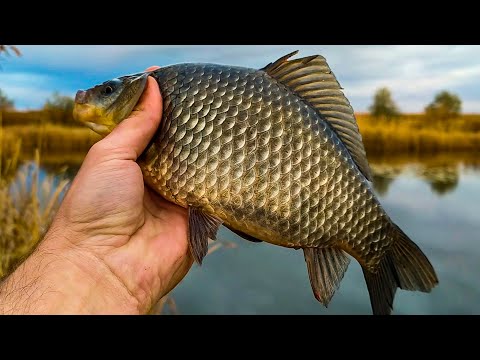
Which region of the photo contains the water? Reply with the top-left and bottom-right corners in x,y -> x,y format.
19,153 -> 480,314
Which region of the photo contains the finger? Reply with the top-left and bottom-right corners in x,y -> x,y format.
145,65 -> 160,72
100,75 -> 162,160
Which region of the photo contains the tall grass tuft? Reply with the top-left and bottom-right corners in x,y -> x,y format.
0,112 -> 70,279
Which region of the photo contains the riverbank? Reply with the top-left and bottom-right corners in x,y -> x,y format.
2,113 -> 480,159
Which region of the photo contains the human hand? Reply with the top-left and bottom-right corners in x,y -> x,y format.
0,67 -> 192,314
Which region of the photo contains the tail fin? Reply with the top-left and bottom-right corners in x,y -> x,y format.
362,224 -> 439,315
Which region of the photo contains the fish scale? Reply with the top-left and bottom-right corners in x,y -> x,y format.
139,63 -> 389,265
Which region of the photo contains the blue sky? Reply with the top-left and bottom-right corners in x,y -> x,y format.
1,45 -> 480,113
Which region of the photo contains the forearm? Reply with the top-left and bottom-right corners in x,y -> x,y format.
0,231 -> 140,315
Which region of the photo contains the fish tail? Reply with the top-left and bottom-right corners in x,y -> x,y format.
362,223 -> 439,315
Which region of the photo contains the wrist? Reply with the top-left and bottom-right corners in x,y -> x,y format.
0,226 -> 140,315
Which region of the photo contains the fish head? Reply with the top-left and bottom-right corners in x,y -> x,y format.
73,72 -> 150,135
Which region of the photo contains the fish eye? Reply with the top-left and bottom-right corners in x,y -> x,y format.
104,86 -> 114,95
102,79 -> 122,96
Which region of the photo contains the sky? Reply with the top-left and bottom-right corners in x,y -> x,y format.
1,45 -> 479,113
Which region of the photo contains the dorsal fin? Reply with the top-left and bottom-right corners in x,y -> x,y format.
261,51 -> 372,181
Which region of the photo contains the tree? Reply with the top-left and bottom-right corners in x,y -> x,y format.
369,87 -> 400,118
0,89 -> 14,111
43,92 -> 75,125
425,90 -> 461,121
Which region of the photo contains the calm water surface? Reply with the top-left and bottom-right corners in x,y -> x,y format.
27,153 -> 480,314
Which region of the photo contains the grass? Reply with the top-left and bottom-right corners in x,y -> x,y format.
0,112 -> 72,279
1,110 -> 100,159
0,147 -> 69,279
4,111 -> 480,157
356,113 -> 480,155
4,124 -> 100,155
0,109 -> 80,127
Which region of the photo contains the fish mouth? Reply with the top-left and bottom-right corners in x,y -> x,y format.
73,103 -> 113,135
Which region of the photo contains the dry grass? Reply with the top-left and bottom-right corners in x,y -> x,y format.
0,110 -> 49,126
0,112 -> 70,278
0,148 -> 69,279
4,111 -> 480,158
0,109 -> 80,127
356,113 -> 480,155
3,124 -> 100,156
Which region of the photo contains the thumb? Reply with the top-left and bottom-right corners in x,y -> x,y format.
99,73 -> 162,160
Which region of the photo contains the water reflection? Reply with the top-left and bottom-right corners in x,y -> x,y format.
369,152 -> 480,196
419,166 -> 459,196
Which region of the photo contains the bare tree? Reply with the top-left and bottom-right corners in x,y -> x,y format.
0,46 -> 22,58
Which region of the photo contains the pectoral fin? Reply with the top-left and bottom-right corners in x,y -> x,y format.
188,207 -> 223,265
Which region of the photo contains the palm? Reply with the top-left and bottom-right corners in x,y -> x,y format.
104,184 -> 192,306
60,154 -> 191,311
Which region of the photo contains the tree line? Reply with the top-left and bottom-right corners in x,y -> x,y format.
369,87 -> 462,121
0,89 -> 76,125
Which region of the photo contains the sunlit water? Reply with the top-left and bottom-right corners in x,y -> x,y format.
15,154 -> 480,314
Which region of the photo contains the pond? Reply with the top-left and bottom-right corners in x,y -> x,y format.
15,152 -> 480,314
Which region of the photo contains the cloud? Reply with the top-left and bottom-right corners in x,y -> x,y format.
1,45 -> 479,112
0,72 -> 72,109
459,100 -> 480,113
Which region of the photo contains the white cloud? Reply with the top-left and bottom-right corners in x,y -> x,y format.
460,100 -> 480,113
0,72 -> 71,109
1,45 -> 480,112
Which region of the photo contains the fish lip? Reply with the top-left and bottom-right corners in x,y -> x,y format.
84,121 -> 111,135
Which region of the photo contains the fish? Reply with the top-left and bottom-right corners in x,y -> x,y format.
73,51 -> 439,315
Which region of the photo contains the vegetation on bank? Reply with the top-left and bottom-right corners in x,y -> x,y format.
2,111 -> 480,157
0,145 -> 69,279
356,113 -> 480,155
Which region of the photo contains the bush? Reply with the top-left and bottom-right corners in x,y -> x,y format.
425,90 -> 462,121
43,92 -> 76,126
0,89 -> 14,111
369,87 -> 400,119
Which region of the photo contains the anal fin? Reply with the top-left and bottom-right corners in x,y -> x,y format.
303,247 -> 350,307
188,207 -> 223,265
